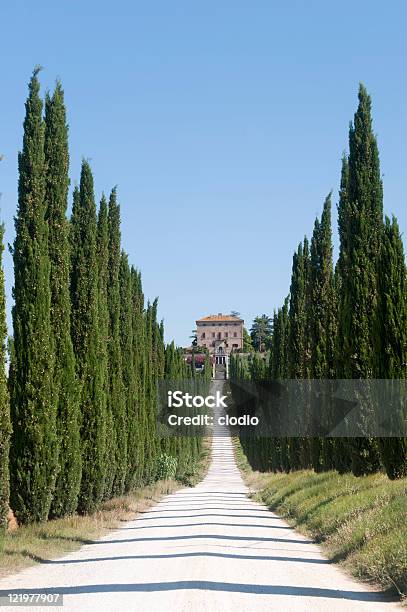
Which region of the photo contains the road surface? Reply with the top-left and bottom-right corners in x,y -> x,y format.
0,408 -> 400,611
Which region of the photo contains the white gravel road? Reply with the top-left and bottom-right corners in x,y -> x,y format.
0,405 -> 400,611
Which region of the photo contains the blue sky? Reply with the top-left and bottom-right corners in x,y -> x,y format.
1,1 -> 406,346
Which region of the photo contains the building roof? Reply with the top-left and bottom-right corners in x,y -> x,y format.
196,313 -> 243,323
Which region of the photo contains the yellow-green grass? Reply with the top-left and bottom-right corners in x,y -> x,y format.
234,440 -> 407,601
0,437 -> 212,579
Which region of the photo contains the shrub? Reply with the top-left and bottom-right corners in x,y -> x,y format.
156,454 -> 177,481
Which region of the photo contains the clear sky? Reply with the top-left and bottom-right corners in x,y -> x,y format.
1,1 -> 406,346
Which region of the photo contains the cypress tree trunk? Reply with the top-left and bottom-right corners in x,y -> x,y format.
9,69 -> 57,524
0,224 -> 11,534
107,189 -> 127,495
45,82 -> 81,518
70,162 -> 106,513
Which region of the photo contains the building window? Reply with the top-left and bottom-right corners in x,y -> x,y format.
234,332 -> 237,337
201,332 -> 205,339
225,332 -> 228,338
212,332 -> 215,338
218,332 -> 221,339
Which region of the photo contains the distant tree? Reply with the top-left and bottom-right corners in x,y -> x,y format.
250,315 -> 272,352
190,329 -> 198,347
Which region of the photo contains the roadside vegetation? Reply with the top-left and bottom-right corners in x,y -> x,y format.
235,441 -> 407,601
0,69 -> 212,543
0,437 -> 211,579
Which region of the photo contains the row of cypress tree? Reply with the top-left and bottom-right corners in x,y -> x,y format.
231,84 -> 407,481
0,68 -> 204,530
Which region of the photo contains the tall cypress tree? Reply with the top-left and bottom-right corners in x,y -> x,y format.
143,301 -> 159,482
107,188 -> 127,495
96,195 -> 114,499
332,156 -> 353,473
310,194 -> 335,379
10,69 -> 57,524
336,85 -> 382,475
120,252 -> 139,491
131,267 -> 147,485
0,224 -> 11,533
289,240 -> 311,380
288,239 -> 311,470
70,162 -> 106,513
45,82 -> 81,518
309,194 -> 336,471
376,216 -> 407,479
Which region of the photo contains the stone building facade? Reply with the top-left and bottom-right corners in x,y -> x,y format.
196,313 -> 244,364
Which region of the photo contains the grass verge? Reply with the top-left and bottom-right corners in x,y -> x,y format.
0,436 -> 212,579
234,439 -> 407,601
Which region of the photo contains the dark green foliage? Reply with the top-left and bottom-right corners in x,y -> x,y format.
237,84 -> 407,482
270,299 -> 290,472
119,253 -> 139,491
288,239 -> 311,380
70,162 -> 106,513
0,225 -> 11,533
375,217 -> 407,380
107,189 -> 127,496
330,157 -> 353,474
203,351 -> 212,381
243,327 -> 254,352
288,238 -> 311,470
96,195 -> 114,499
309,194 -> 336,380
336,85 -> 382,476
249,353 -> 267,379
141,301 -> 158,484
309,195 -> 337,472
130,267 -> 147,486
375,217 -> 407,479
250,315 -> 272,352
45,83 -> 81,518
9,69 -> 58,524
6,70 -> 206,525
